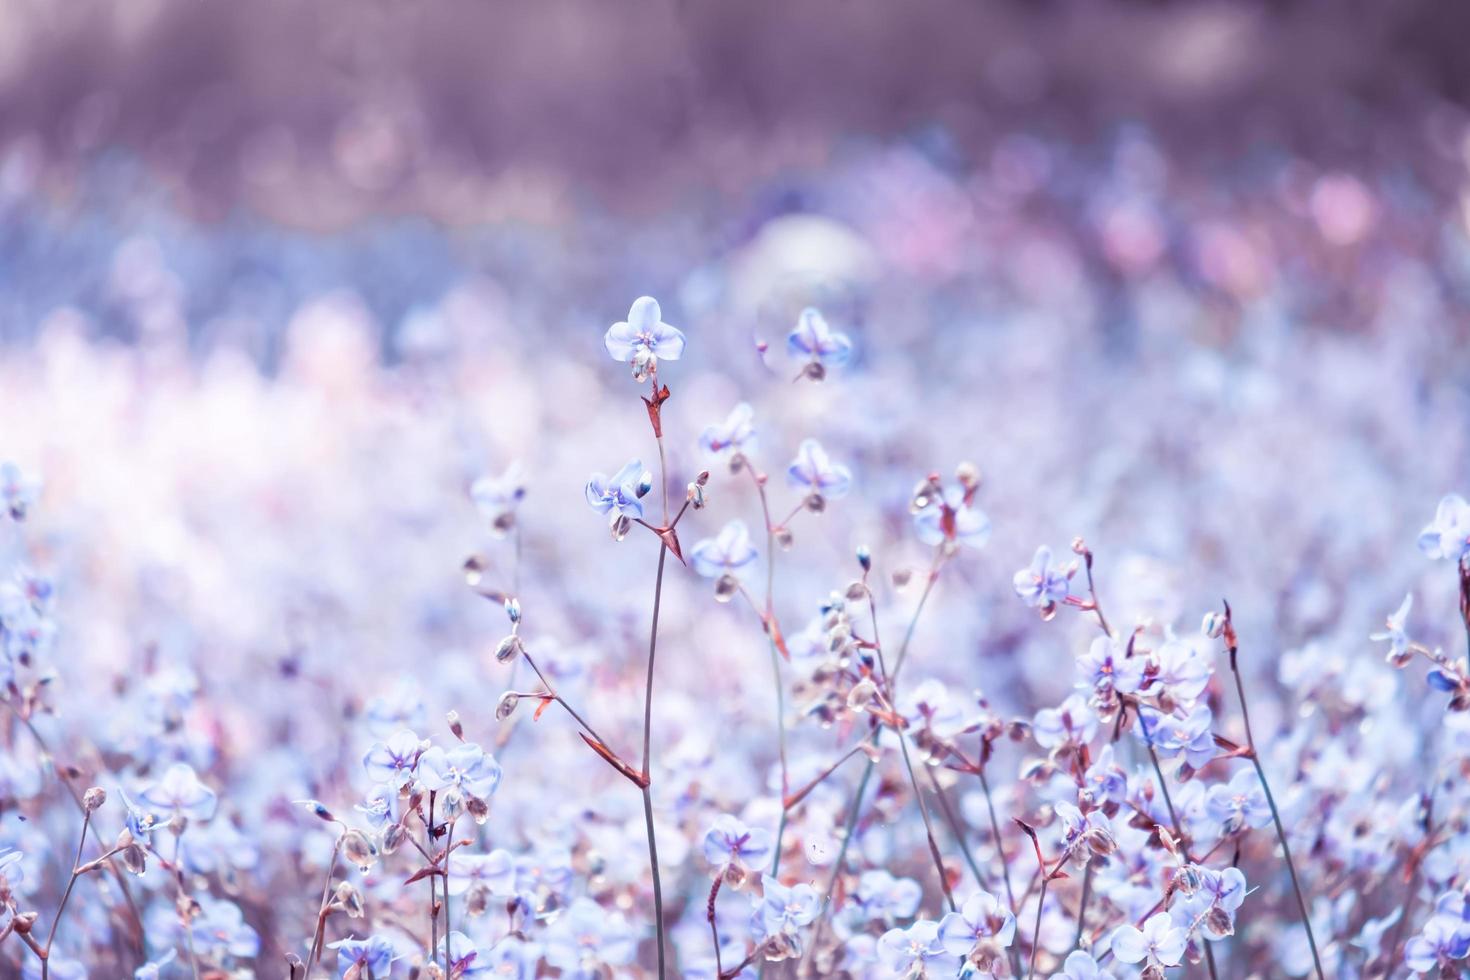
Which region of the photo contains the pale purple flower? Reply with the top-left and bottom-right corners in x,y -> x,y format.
854,869 -> 923,923
760,874 -> 819,936
0,463 -> 40,521
1053,950 -> 1116,980
786,439 -> 852,499
136,763 -> 217,823
447,849 -> 516,896
1111,912 -> 1187,969
690,520 -> 759,580
1034,693 -> 1098,749
937,889 -> 1016,955
585,459 -> 650,524
470,463 -> 527,535
877,920 -> 960,976
1013,545 -> 1072,609
702,814 -> 773,873
328,935 -> 394,979
913,487 -> 991,549
787,307 -> 852,367
604,296 -> 685,366
1077,636 -> 1145,697
1153,636 -> 1212,703
1140,703 -> 1216,769
417,743 -> 501,799
1405,914 -> 1470,973
1370,593 -> 1413,659
544,897 -> 637,975
362,729 -> 424,788
1206,769 -> 1273,834
479,937 -> 542,980
700,403 -> 757,460
437,931 -> 491,978
1418,494 -> 1470,562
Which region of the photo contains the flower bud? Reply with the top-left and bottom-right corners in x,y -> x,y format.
341,829 -> 379,873
494,634 -> 523,664
13,910 -> 37,934
504,597 -> 521,624
774,526 -> 794,551
447,710 -> 465,741
83,786 -> 106,812
635,471 -> 654,499
714,574 -> 739,603
804,492 -> 826,513
334,880 -> 365,917
612,515 -> 632,541
955,462 -> 980,489
800,361 -> 826,382
856,545 -> 871,571
1206,906 -> 1235,938
467,794 -> 491,825
463,555 -> 486,587
496,691 -> 520,721
1201,611 -> 1226,639
845,581 -> 867,602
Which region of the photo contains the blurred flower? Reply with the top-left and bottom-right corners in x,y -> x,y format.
786,439 -> 852,500
136,763 -> 217,823
0,463 -> 40,521
471,464 -> 527,536
1418,494 -> 1470,562
913,487 -> 990,549
702,814 -> 773,875
1013,545 -> 1072,610
690,520 -> 759,581
700,403 -> 757,461
1370,593 -> 1413,662
787,308 -> 852,368
328,935 -> 394,979
876,919 -> 958,976
760,874 -> 819,936
1206,770 -> 1273,834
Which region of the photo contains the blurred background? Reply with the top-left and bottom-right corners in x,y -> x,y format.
3,2 -> 1470,974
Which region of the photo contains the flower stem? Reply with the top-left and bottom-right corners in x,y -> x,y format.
40,809 -> 92,980
895,729 -> 956,911
1226,612 -> 1324,980
642,543 -> 669,978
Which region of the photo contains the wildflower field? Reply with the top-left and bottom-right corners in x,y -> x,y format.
3,4 -> 1470,978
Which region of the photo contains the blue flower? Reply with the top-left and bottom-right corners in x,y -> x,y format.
1140,703 -> 1217,770
877,919 -> 959,976
1370,593 -> 1413,661
1054,950 -> 1117,980
690,520 -> 759,581
1077,636 -> 1145,697
1418,494 -> 1470,562
362,729 -> 424,788
699,403 -> 757,460
854,869 -> 923,923
133,950 -> 177,980
786,439 -> 852,500
1013,545 -> 1073,610
136,763 -> 217,823
1110,911 -> 1187,970
937,889 -> 1016,957
701,814 -> 773,874
437,931 -> 491,978
913,487 -> 991,549
1033,693 -> 1097,749
787,308 -> 852,368
447,848 -> 516,896
544,897 -> 638,976
585,459 -> 651,524
470,463 -> 527,536
1405,912 -> 1470,973
417,743 -> 501,800
1206,769 -> 1273,834
0,463 -> 40,521
328,935 -> 394,979
605,296 -> 685,376
759,874 -> 819,936
479,936 -> 542,980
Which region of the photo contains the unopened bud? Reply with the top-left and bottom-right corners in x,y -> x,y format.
1201,611 -> 1226,639
774,527 -> 794,550
800,361 -> 826,382
856,545 -> 871,571
504,597 -> 521,624
612,515 -> 632,541
955,462 -> 980,489
1206,906 -> 1235,938
334,880 -> 365,917
341,829 -> 378,873
447,711 -> 465,742
804,493 -> 826,514
12,910 -> 37,934
286,952 -> 307,980
845,582 -> 867,602
714,575 -> 739,603
495,692 -> 520,721
494,635 -> 523,664
83,787 -> 106,812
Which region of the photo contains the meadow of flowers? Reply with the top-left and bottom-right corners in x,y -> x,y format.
4,54 -> 1470,979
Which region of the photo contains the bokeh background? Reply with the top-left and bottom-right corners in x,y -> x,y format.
3,2 -> 1470,976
